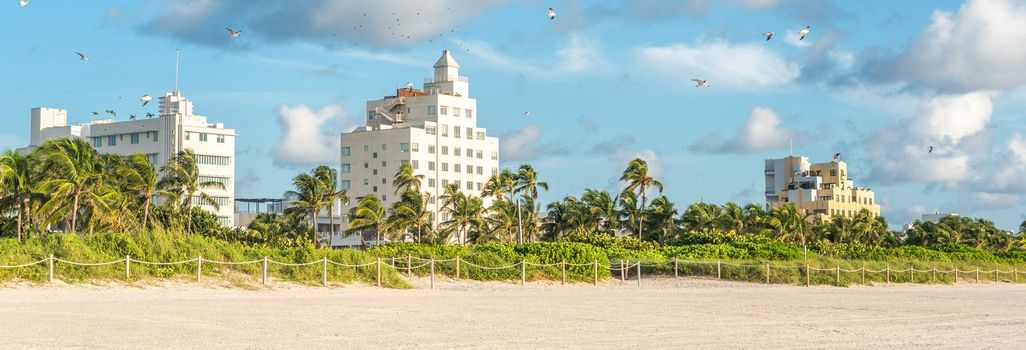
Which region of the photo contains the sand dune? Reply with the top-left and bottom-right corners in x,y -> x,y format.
0,278 -> 1024,349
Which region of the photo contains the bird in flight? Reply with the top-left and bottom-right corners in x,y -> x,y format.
76,52 -> 89,61
548,7 -> 556,20
522,112 -> 531,117
764,32 -> 774,41
146,113 -> 155,118
19,0 -> 28,7
799,26 -> 810,41
928,146 -> 934,154
691,79 -> 709,87
129,114 -> 136,120
105,110 -> 116,117
226,28 -> 241,38
140,94 -> 152,106
91,111 -> 99,116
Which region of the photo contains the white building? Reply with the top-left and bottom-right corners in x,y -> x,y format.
338,50 -> 500,239
22,91 -> 237,226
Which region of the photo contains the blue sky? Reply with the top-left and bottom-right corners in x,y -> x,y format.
2,0 -> 1025,230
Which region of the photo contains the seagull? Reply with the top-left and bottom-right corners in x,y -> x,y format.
928,146 -> 934,154
129,114 -> 136,120
522,112 -> 531,117
91,111 -> 99,116
140,94 -> 151,106
548,7 -> 556,20
799,26 -> 810,41
19,0 -> 28,7
105,109 -> 116,117
146,113 -> 155,118
691,79 -> 709,87
76,52 -> 89,61
764,31 -> 774,41
226,28 -> 241,38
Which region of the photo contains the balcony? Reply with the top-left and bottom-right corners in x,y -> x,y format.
424,75 -> 469,84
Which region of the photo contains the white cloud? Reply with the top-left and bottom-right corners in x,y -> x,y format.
690,107 -> 797,154
557,33 -> 604,73
862,0 -> 1026,92
783,28 -> 812,48
457,33 -> 605,77
271,105 -> 353,167
499,125 -> 541,161
637,39 -> 800,89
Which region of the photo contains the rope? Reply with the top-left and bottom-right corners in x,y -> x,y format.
0,258 -> 49,269
524,262 -> 562,267
129,258 -> 198,266
462,260 -> 520,270
267,259 -> 322,267
55,258 -> 125,266
202,258 -> 262,265
326,260 -> 377,268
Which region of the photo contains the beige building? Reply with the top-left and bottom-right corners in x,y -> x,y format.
338,50 -> 501,240
765,155 -> 880,219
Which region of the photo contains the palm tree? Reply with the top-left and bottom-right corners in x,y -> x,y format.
644,196 -> 679,243
485,200 -> 519,243
284,170 -> 328,246
386,191 -> 432,243
392,163 -> 424,194
482,169 -> 516,202
348,195 -> 386,246
581,189 -> 617,234
681,202 -> 721,233
159,149 -> 226,232
116,153 -> 159,228
513,164 -> 548,242
314,165 -> 347,240
36,138 -> 105,233
619,158 -> 663,239
717,202 -> 746,234
441,194 -> 485,245
616,191 -> 641,236
0,150 -> 37,240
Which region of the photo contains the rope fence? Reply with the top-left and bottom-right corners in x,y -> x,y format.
1,255 -> 1023,288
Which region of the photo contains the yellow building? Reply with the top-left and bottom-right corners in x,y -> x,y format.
764,155 -> 880,220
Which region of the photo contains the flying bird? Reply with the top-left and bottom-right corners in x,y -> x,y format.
129,114 -> 136,120
146,113 -> 155,118
91,111 -> 99,116
764,31 -> 774,41
226,28 -> 241,38
522,112 -> 531,117
928,146 -> 934,154
76,52 -> 89,61
548,7 -> 556,20
19,0 -> 28,7
105,109 -> 116,117
691,79 -> 709,87
140,94 -> 152,106
799,26 -> 810,41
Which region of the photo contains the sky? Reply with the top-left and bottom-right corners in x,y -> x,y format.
2,0 -> 1025,231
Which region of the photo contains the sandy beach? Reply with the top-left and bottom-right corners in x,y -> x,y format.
0,277 -> 1023,349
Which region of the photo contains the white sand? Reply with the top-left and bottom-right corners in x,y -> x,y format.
0,277 -> 1024,349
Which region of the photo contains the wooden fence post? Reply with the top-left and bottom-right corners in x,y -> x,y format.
954,268 -> 958,283
48,254 -> 54,283
674,258 -> 679,279
561,261 -> 566,285
322,257 -> 328,287
1015,269 -> 1019,283
456,256 -> 461,280
196,256 -> 202,283
975,268 -> 980,283
521,260 -> 526,286
717,260 -> 722,280
636,262 -> 641,287
430,258 -> 435,290
620,260 -> 625,282
835,266 -> 840,286
593,260 -> 598,286
262,257 -> 268,285
861,266 -> 865,285
766,263 -> 770,284
806,264 -> 810,287
931,267 -> 936,284
885,266 -> 890,284
376,258 -> 382,288
995,269 -> 999,283
407,255 -> 412,276
910,266 -> 914,283
125,255 -> 131,280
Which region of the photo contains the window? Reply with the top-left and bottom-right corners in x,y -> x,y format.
453,107 -> 461,117
412,160 -> 419,169
466,148 -> 473,158
830,169 -> 837,176
342,147 -> 351,156
108,135 -> 116,146
373,152 -> 378,159
466,182 -> 473,190
476,182 -> 482,191
130,133 -> 139,144
216,135 -> 225,143
428,178 -> 436,187
476,150 -> 483,159
428,145 -> 436,154
491,151 -> 498,160
93,138 -> 102,148
440,106 -> 448,115
147,153 -> 157,165
381,144 -> 387,151
185,132 -> 190,141
476,132 -> 485,140
454,148 -> 461,157
373,186 -> 378,192
441,146 -> 448,155
442,163 -> 449,172
342,164 -> 351,173
382,178 -> 387,184
401,143 -> 410,152
199,133 -> 208,142
492,168 -> 498,176
195,155 -> 232,166
466,109 -> 474,119
455,163 -> 461,173
426,125 -> 436,135
363,144 -> 370,152
428,106 -> 437,115
466,128 -> 473,140
197,176 -> 231,187
441,124 -> 449,137
454,127 -> 461,139
153,131 -> 158,142
373,169 -> 378,175
401,160 -> 409,166
367,111 -> 376,120
454,181 -> 461,189
441,179 -> 448,187
412,143 -> 419,152
428,162 -> 436,171
466,165 -> 473,173
364,179 -> 369,185
363,162 -> 369,169
382,195 -> 387,201
341,180 -> 351,190
476,166 -> 483,175
192,196 -> 232,207
382,161 -> 387,167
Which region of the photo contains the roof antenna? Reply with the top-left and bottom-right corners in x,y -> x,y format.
789,136 -> 793,156
175,49 -> 181,93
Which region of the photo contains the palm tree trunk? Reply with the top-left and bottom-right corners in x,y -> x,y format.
16,201 -> 23,242
327,202 -> 335,245
142,195 -> 152,229
70,192 -> 80,234
311,209 -> 318,248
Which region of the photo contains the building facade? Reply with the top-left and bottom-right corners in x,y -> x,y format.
22,91 -> 237,226
764,155 -> 880,220
338,50 -> 500,239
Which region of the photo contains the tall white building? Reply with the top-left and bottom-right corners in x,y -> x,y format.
339,50 -> 500,235
22,91 -> 237,226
